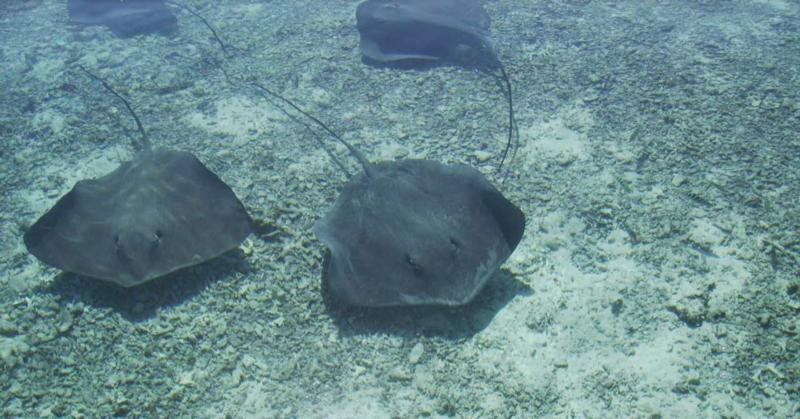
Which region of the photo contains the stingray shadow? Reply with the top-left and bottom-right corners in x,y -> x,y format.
360,54 -> 497,73
37,249 -> 251,322
324,269 -> 532,340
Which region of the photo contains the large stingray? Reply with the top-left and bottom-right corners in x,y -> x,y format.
356,0 -> 518,172
24,69 -> 253,287
253,83 -> 525,307
67,0 -> 177,38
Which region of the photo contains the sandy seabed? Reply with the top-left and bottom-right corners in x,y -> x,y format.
1,0 -> 798,417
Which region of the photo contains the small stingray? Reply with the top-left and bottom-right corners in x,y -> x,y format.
356,0 -> 492,64
24,68 -> 253,287
67,0 -> 177,38
356,0 -> 518,173
253,83 -> 525,307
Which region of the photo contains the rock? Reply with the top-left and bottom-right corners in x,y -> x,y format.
759,314 -> 771,328
688,219 -> 725,249
0,318 -> 18,336
667,296 -> 707,327
408,342 -> 424,365
0,336 -> 31,368
56,312 -> 74,334
387,366 -> 411,382
473,150 -> 492,163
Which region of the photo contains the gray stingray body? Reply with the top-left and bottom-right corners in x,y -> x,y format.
24,149 -> 253,287
314,159 -> 525,307
67,0 -> 177,37
356,0 -> 493,63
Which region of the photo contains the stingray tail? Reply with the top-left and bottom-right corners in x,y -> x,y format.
166,1 -> 232,56
251,82 -> 374,178
477,36 -> 517,179
77,65 -> 151,152
494,60 -> 517,179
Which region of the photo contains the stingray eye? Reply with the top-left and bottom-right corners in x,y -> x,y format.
114,234 -> 124,255
152,230 -> 163,245
449,237 -> 460,250
405,253 -> 424,277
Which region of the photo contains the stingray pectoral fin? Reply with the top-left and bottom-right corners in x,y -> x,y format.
406,9 -> 491,43
360,37 -> 440,62
481,190 -> 525,250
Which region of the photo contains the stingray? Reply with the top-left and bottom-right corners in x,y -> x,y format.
67,0 -> 177,38
24,68 -> 253,287
356,0 -> 518,173
356,0 -> 492,64
253,83 -> 525,307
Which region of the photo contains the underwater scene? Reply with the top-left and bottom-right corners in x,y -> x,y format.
1,0 -> 798,417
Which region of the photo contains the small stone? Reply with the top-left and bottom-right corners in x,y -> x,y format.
178,371 -> 195,386
667,297 -> 707,328
714,326 -> 728,338
0,337 -> 30,368
387,366 -> 411,381
556,152 -> 577,166
68,302 -> 85,315
759,314 -> 771,328
56,312 -> 74,334
0,318 -> 18,336
688,219 -> 725,249
231,367 -> 243,385
473,150 -> 492,163
671,175 -> 687,186
35,328 -> 58,343
408,342 -> 424,365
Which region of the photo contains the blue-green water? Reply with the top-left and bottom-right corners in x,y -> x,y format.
1,0 -> 798,417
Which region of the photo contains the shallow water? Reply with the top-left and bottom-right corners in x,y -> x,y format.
1,0 -> 798,417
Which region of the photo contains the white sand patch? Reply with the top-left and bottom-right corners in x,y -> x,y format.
233,3 -> 264,17
753,0 -> 794,12
476,209 -> 648,394
300,387 -> 390,419
693,213 -> 752,313
185,96 -> 287,144
706,249 -> 751,312
205,380 -> 283,418
629,327 -> 691,387
475,294 -> 549,380
31,108 -> 65,135
604,256 -> 643,293
598,228 -> 633,257
519,119 -> 587,166
286,148 -> 333,180
519,101 -> 594,168
372,140 -> 412,161
468,195 -> 727,417
30,58 -> 63,83
605,139 -> 637,163
506,233 -> 538,277
688,218 -> 726,249
3,261 -> 44,292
